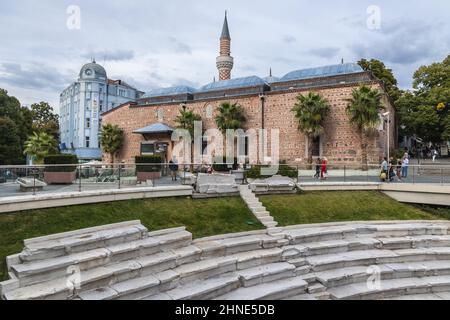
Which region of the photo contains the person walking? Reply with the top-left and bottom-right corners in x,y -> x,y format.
380,157 -> 388,182
396,159 -> 402,182
432,148 -> 438,162
169,157 -> 179,181
388,157 -> 396,182
314,158 -> 321,180
401,155 -> 409,178
320,157 -> 328,180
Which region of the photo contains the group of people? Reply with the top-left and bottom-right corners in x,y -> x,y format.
380,151 -> 410,182
314,157 -> 328,180
410,145 -> 440,162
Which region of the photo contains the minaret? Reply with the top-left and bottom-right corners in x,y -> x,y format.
216,11 -> 234,81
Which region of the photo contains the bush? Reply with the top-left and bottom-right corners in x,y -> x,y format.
212,157 -> 238,172
44,154 -> 78,172
135,155 -> 163,172
245,161 -> 298,179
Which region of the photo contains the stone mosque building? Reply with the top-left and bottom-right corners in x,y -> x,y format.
102,13 -> 395,165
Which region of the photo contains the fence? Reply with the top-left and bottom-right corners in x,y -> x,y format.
0,162 -> 449,198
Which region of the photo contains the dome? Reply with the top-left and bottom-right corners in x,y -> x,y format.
79,61 -> 107,80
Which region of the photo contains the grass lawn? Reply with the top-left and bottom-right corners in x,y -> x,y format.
260,191 -> 446,226
0,196 -> 263,281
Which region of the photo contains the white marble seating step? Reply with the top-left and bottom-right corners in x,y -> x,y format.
215,276 -> 308,300
311,260 -> 450,288
18,221 -> 148,262
328,275 -> 450,300
284,222 -> 449,245
8,228 -> 192,287
305,247 -> 450,272
385,292 -> 450,300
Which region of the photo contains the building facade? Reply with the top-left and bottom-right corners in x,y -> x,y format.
102,15 -> 395,166
59,61 -> 143,160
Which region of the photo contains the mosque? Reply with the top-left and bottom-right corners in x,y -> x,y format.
102,13 -> 395,165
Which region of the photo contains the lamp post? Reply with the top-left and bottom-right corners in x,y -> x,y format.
382,112 -> 391,161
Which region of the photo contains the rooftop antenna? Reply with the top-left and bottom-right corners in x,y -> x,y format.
341,58 -> 344,64
213,76 -> 216,83
269,67 -> 272,77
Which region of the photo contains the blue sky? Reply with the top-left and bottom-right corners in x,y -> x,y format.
0,0 -> 449,111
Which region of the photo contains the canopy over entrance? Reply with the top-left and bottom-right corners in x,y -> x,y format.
133,123 -> 174,135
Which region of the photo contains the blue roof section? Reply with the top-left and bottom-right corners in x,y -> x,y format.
198,76 -> 266,93
133,123 -> 174,134
264,76 -> 280,84
279,63 -> 364,82
142,86 -> 197,98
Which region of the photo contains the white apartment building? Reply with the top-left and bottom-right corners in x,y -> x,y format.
59,61 -> 142,160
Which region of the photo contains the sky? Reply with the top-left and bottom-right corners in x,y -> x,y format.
0,0 -> 449,113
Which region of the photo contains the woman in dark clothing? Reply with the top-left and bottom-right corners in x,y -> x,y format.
314,158 -> 321,179
169,159 -> 179,181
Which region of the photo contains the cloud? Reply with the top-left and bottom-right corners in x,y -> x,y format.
81,49 -> 135,62
168,37 -> 192,54
0,62 -> 72,91
308,47 -> 341,59
282,35 -> 296,43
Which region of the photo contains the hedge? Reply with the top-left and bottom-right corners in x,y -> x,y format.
245,162 -> 298,179
135,155 -> 163,172
212,157 -> 239,172
44,154 -> 78,172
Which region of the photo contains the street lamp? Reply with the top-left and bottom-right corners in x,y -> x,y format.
382,112 -> 390,161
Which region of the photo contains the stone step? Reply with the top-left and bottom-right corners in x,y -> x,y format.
313,260 -> 450,288
238,262 -> 296,287
306,247 -> 450,272
215,276 -> 308,300
231,248 -> 283,270
328,275 -> 450,300
373,223 -> 448,237
377,235 -> 450,250
161,273 -> 241,300
386,292 -> 450,300
172,256 -> 237,284
259,217 -> 275,224
194,234 -> 286,258
284,226 -> 359,244
19,221 -> 148,263
264,222 -> 278,228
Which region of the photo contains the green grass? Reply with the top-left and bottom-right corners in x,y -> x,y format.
260,191 -> 446,226
0,197 -> 263,281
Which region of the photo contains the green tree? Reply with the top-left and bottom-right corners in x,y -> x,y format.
0,117 -> 21,165
100,124 -> 124,164
23,132 -> 58,164
0,89 -> 33,164
358,59 -> 401,102
396,55 -> 450,144
31,102 -> 60,141
175,109 -> 202,138
215,102 -> 246,132
346,85 -> 385,168
291,92 -> 330,164
175,109 -> 202,164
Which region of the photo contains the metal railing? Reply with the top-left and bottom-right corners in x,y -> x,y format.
0,162 -> 449,198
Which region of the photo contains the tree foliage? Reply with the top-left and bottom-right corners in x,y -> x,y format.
358,58 -> 401,102
175,109 -> 202,138
0,89 -> 33,164
291,92 -> 330,163
215,102 -> 246,132
23,132 -> 58,164
100,124 -> 124,164
397,54 -> 450,143
31,102 -> 60,140
346,85 -> 384,167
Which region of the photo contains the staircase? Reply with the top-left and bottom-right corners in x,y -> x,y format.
2,220 -> 450,300
239,185 -> 278,229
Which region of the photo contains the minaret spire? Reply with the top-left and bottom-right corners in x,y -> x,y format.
216,11 -> 234,81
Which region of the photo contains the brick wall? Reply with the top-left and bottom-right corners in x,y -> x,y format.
102,82 -> 395,166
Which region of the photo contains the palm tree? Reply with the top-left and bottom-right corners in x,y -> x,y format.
215,102 -> 246,132
291,92 -> 331,164
215,102 -> 246,165
346,85 -> 384,169
23,132 -> 58,164
174,109 -> 202,165
100,124 -> 124,164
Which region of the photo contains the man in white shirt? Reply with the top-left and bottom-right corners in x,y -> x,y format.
402,156 -> 409,178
